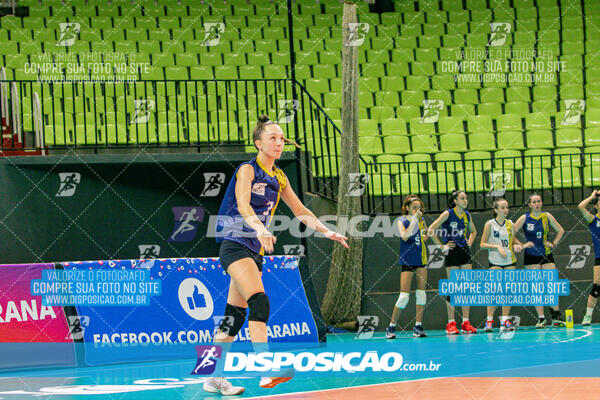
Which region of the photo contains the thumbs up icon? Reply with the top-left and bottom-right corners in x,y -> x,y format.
187,285 -> 206,310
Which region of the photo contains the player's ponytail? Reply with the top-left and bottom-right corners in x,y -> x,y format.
447,190 -> 465,209
252,114 -> 301,150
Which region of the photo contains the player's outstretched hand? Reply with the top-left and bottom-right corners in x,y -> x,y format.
325,230 -> 349,248
522,241 -> 534,249
513,244 -> 523,253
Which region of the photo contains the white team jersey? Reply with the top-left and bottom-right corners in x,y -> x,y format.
487,218 -> 516,266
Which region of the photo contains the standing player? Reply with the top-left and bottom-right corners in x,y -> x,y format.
386,195 -> 429,339
204,115 -> 349,396
479,198 -> 525,332
428,190 -> 478,334
513,193 -> 566,328
577,190 -> 600,325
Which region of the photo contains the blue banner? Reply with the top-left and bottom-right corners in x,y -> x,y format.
61,256 -> 319,365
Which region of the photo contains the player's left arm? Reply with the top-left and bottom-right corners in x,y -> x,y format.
467,215 -> 477,247
280,177 -> 349,248
546,213 -> 565,248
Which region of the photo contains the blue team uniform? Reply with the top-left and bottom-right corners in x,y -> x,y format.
589,214 -> 600,259
523,212 -> 551,256
398,216 -> 427,266
216,157 -> 287,255
441,208 -> 471,248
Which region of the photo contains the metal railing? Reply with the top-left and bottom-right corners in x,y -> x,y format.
362,153 -> 598,214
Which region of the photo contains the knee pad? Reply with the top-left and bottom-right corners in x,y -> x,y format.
248,292 -> 270,323
219,303 -> 247,337
591,284 -> 600,298
395,292 -> 410,309
416,290 -> 427,306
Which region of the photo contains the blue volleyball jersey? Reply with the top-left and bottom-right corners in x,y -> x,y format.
398,216 -> 427,266
216,157 -> 287,255
441,208 -> 471,248
590,214 -> 600,258
523,212 -> 551,256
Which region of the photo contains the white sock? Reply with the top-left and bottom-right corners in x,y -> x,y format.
487,316 -> 493,321
415,322 -> 422,326
586,307 -> 594,317
463,318 -> 469,322
389,323 -> 396,328
501,316 -> 507,323
448,319 -> 455,323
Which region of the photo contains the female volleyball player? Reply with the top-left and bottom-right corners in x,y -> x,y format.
513,193 -> 566,328
428,190 -> 478,335
479,198 -> 525,332
386,195 -> 429,339
203,115 -> 349,396
577,190 -> 600,325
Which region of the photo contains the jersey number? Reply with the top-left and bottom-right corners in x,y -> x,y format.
536,232 -> 542,239
501,239 -> 509,247
415,235 -> 421,246
263,201 -> 275,216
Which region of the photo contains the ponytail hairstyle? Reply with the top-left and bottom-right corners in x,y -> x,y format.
402,194 -> 425,215
492,197 -> 507,218
252,114 -> 301,151
447,190 -> 466,209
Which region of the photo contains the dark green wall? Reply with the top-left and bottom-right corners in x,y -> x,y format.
0,152 -> 301,263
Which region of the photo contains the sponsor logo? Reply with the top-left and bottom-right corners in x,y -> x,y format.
178,278 -> 214,321
169,207 -> 205,242
355,315 -> 378,339
566,245 -> 590,269
346,23 -> 369,46
200,173 -> 225,197
56,172 -> 81,197
57,23 -> 80,46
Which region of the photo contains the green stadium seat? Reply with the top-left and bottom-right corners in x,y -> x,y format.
450,104 -> 475,118
495,149 -> 523,170
428,171 -> 456,194
369,174 -> 396,196
370,106 -> 396,121
456,170 -> 486,192
480,87 -> 504,104
375,91 -> 400,107
454,89 -> 478,104
403,153 -> 433,173
525,113 -> 552,130
583,166 -> 600,187
411,134 -> 438,153
359,136 -> 384,155
440,133 -> 467,152
478,102 -> 502,117
381,119 -> 408,135
504,102 -> 530,115
497,131 -> 525,150
401,90 -> 425,106
438,116 -> 465,134
524,148 -> 553,169
435,152 -> 463,172
554,148 -> 582,168
467,115 -> 493,133
531,100 -> 557,114
585,127 -> 600,146
431,75 -> 456,90
526,129 -> 554,149
396,172 -> 426,195
165,66 -> 189,80
396,105 -> 420,120
469,132 -> 496,151
387,60 -> 411,75
359,119 -> 379,136
523,168 -> 551,189
412,61 -> 434,75
442,34 -> 464,48
552,166 -> 581,188
410,119 -> 437,135
533,85 -> 557,101
406,76 -> 430,91
496,114 -> 522,131
377,154 -> 405,174
556,128 -> 583,147
383,135 -> 411,154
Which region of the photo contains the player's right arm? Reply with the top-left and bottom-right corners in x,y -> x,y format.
235,164 -> 276,253
427,210 -> 454,249
578,190 -> 599,223
398,210 -> 422,241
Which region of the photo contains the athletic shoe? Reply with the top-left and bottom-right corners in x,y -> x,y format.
203,377 -> 245,395
259,376 -> 293,389
535,319 -> 546,329
413,325 -> 427,338
484,320 -> 493,332
461,320 -> 478,334
386,325 -> 396,339
446,321 -> 459,335
552,318 -> 566,327
504,319 -> 515,331
582,314 -> 592,326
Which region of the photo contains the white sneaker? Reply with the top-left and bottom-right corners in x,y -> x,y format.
203,377 -> 245,395
582,314 -> 592,326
